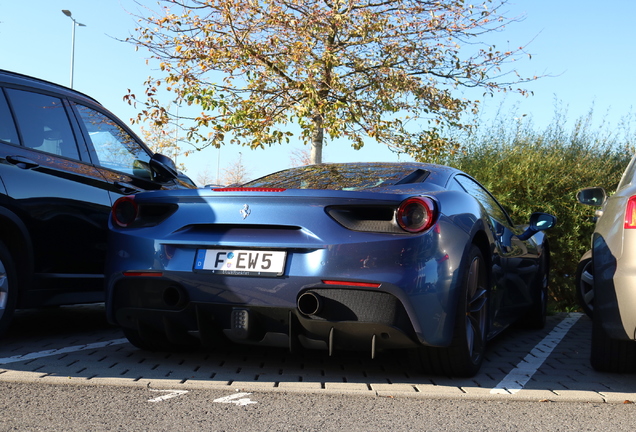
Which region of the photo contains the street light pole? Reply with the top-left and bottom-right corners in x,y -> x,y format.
61,10 -> 86,88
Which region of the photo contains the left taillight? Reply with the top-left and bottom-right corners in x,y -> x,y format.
112,196 -> 139,228
396,197 -> 436,233
112,197 -> 179,228
625,196 -> 636,229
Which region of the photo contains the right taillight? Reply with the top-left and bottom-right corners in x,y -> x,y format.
625,196 -> 636,229
396,197 -> 437,233
112,196 -> 139,228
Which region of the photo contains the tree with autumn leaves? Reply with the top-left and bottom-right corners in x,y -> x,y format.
127,0 -> 533,163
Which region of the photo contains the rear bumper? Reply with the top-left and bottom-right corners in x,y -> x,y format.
597,263 -> 636,340
110,278 -> 422,355
106,216 -> 468,348
594,232 -> 636,340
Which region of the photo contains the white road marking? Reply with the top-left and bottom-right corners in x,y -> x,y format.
213,392 -> 258,406
0,338 -> 128,365
148,389 -> 189,403
490,313 -> 583,394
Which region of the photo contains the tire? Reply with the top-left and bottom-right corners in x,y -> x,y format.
590,314 -> 636,372
575,252 -> 594,319
122,321 -> 199,352
411,245 -> 489,377
0,240 -> 18,337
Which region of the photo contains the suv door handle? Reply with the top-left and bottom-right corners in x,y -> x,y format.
6,155 -> 39,169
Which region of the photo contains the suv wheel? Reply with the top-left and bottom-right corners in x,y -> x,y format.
0,241 -> 18,336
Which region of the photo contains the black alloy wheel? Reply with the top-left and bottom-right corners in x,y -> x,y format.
461,246 -> 489,369
410,245 -> 489,377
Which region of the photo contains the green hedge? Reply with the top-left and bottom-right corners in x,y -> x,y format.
426,109 -> 634,311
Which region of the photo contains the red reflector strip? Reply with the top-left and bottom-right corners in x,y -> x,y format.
436,254 -> 450,263
321,280 -> 381,288
626,196 -> 636,229
123,271 -> 164,277
212,187 -> 286,192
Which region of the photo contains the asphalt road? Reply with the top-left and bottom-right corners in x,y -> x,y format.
2,380 -> 636,431
1,305 -> 636,405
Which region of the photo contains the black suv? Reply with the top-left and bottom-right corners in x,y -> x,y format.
0,70 -> 194,335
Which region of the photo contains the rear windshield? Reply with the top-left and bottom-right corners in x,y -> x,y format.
244,164 -> 429,191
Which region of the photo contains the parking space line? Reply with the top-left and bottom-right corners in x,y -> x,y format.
0,338 -> 128,365
148,389 -> 189,403
490,313 -> 583,394
213,392 -> 258,406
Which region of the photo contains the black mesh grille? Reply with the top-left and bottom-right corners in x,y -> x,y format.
326,206 -> 405,233
301,288 -> 409,327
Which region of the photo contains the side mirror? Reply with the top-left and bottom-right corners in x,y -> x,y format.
518,212 -> 557,241
150,153 -> 179,181
132,159 -> 152,180
577,187 -> 607,206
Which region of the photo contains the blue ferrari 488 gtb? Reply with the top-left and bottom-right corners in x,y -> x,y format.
105,162 -> 555,377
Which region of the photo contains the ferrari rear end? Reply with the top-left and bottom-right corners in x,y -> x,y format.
105,171 -> 469,358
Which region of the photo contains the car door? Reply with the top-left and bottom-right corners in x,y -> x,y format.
453,175 -> 539,326
0,86 -> 114,302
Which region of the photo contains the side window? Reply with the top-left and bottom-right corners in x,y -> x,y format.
448,178 -> 466,193
74,103 -> 152,178
0,89 -> 20,144
455,175 -> 512,226
5,88 -> 79,159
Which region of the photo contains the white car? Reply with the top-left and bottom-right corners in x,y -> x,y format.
578,155 -> 636,372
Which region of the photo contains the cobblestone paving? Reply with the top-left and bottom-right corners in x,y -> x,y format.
1,306 -> 635,403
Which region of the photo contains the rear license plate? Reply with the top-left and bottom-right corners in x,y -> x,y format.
194,249 -> 286,277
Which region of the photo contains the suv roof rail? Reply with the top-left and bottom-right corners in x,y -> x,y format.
0,69 -> 101,105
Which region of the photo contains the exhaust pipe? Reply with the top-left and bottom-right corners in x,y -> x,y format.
163,285 -> 186,307
297,291 -> 323,316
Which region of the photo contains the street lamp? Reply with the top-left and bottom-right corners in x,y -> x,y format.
61,10 -> 86,88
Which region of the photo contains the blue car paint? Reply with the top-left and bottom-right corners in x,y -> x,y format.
107,205 -> 468,346
105,162 -> 551,355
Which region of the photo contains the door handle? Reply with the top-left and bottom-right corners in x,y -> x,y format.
6,155 -> 39,169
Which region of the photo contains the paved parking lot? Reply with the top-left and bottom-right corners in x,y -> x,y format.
1,306 -> 635,403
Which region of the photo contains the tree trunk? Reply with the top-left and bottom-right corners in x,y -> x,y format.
310,114 -> 324,164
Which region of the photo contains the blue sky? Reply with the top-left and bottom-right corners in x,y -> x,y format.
1,0 -> 635,184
